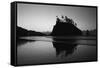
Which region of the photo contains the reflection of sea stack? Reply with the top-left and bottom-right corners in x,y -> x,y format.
51,16 -> 82,36
53,42 -> 77,57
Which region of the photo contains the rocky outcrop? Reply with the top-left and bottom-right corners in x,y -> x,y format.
51,16 -> 82,36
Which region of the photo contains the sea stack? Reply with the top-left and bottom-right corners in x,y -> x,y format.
51,16 -> 82,36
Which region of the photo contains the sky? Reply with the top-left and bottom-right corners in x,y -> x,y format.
17,3 -> 97,32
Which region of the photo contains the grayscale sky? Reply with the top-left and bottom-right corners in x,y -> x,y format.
17,3 -> 97,32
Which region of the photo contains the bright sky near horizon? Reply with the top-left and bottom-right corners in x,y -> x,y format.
17,3 -> 97,32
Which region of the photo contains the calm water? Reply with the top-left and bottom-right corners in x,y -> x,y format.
17,36 -> 97,65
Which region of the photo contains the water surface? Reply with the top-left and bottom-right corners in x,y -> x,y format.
17,36 -> 97,65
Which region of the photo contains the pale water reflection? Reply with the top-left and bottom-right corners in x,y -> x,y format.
17,36 -> 97,65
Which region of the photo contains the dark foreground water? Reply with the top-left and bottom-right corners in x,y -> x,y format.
17,36 -> 97,65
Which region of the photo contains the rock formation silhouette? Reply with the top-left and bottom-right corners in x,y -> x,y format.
51,16 -> 82,36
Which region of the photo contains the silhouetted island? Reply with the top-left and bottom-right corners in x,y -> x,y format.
51,16 -> 82,36
16,26 -> 46,38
